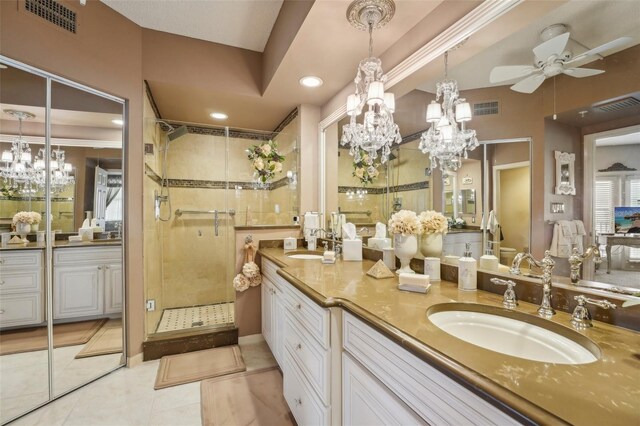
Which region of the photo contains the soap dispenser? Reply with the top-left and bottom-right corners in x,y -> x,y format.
458,243 -> 477,291
479,242 -> 499,272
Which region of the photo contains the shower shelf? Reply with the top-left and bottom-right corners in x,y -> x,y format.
174,209 -> 236,217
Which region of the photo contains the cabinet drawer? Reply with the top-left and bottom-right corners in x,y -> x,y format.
54,247 -> 122,265
283,348 -> 329,426
343,353 -> 424,425
0,250 -> 42,269
0,293 -> 43,327
282,283 -> 329,349
284,312 -> 330,404
262,258 -> 280,284
0,269 -> 42,294
343,312 -> 518,425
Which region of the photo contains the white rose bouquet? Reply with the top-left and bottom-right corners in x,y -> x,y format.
12,211 -> 34,225
246,139 -> 285,184
352,149 -> 380,185
388,210 -> 422,236
28,211 -> 42,224
418,210 -> 448,235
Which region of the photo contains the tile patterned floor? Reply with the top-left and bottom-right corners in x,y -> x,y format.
9,334 -> 277,426
155,303 -> 235,333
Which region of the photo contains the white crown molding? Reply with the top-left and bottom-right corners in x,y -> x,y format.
0,134 -> 122,149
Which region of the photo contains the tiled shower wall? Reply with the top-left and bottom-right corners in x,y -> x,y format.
143,99 -> 298,336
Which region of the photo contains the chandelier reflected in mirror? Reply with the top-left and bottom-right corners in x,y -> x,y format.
1,109 -> 75,194
419,50 -> 478,171
341,0 -> 401,165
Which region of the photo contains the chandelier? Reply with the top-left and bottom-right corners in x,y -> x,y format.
341,0 -> 401,165
1,109 -> 74,194
419,50 -> 478,171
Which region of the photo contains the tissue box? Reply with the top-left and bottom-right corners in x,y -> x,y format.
284,237 -> 297,250
78,227 -> 93,242
368,237 -> 391,250
342,239 -> 362,261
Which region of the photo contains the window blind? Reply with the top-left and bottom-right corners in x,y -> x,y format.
595,179 -> 614,234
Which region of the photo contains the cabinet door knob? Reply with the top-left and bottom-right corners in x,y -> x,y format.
105,265 -> 110,270
98,266 -> 103,270
296,343 -> 302,350
294,398 -> 302,406
0,309 -> 4,314
295,303 -> 302,310
0,280 -> 4,285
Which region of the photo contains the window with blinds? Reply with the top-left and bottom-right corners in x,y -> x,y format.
627,177 -> 640,259
595,179 -> 615,234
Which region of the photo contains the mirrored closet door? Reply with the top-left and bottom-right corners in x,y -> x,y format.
0,57 -> 126,424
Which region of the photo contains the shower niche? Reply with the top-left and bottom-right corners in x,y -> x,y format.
142,94 -> 299,359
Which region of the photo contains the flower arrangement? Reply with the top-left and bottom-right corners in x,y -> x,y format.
28,212 -> 42,224
447,217 -> 466,229
388,210 -> 422,235
419,210 -> 448,235
352,149 -> 380,185
247,139 -> 285,184
12,211 -> 34,225
1,183 -> 19,198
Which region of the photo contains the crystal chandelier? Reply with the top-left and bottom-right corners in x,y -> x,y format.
1,109 -> 74,194
419,51 -> 478,171
341,0 -> 401,165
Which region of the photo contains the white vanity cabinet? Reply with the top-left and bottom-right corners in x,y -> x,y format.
0,250 -> 44,328
342,312 -> 518,426
262,258 -> 333,426
443,231 -> 482,258
53,246 -> 122,320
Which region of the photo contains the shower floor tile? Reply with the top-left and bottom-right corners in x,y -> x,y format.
156,303 -> 235,333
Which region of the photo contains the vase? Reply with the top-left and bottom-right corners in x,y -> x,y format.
420,232 -> 443,258
394,234 -> 418,274
16,222 -> 31,242
31,223 -> 39,232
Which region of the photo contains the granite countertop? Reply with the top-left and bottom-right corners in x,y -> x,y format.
0,240 -> 122,251
259,247 -> 640,426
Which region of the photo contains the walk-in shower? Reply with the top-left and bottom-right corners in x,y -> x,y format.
154,120 -> 187,222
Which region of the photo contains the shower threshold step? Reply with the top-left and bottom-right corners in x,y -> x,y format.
143,324 -> 238,361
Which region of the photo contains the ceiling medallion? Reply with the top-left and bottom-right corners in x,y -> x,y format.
346,0 -> 395,31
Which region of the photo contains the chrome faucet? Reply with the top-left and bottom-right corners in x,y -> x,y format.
510,250 -> 556,318
490,278 -> 518,310
568,245 -> 602,284
321,230 -> 342,258
570,295 -> 616,330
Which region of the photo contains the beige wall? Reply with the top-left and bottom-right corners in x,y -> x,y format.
1,0 -> 145,357
498,166 -> 530,251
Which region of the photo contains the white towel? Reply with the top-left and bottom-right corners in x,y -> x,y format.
550,220 -> 574,258
488,210 -> 500,236
479,213 -> 486,231
573,220 -> 586,253
303,212 -> 319,240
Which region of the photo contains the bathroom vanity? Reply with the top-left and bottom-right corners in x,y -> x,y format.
259,248 -> 639,426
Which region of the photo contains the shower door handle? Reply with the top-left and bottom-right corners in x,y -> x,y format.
214,210 -> 219,236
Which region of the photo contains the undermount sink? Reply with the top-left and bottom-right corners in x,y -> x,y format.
286,251 -> 324,260
427,303 -> 600,365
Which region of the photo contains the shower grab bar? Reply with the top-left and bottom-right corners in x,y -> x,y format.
339,210 -> 372,216
174,209 -> 236,217
174,209 -> 236,236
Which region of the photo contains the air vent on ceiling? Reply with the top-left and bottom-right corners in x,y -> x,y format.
25,0 -> 77,34
594,97 -> 640,113
473,101 -> 499,116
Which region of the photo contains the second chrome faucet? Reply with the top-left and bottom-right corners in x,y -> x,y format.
510,250 -> 556,318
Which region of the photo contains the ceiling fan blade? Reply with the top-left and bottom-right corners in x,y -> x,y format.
489,65 -> 538,83
533,32 -> 570,61
563,67 -> 605,78
510,74 -> 546,94
565,37 -> 632,65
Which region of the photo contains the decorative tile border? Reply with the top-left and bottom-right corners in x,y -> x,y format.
0,196 -> 73,202
273,108 -> 299,134
339,180 -> 429,195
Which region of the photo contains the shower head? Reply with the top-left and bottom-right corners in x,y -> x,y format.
167,125 -> 188,142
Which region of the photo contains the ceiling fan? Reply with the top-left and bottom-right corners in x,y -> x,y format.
490,24 -> 632,93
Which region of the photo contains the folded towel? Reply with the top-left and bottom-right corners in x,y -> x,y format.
550,220 -> 574,258
573,220 -> 585,253
574,220 -> 586,236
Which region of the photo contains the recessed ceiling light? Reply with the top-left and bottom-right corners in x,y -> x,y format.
299,76 -> 323,88
112,119 -> 124,126
210,112 -> 228,120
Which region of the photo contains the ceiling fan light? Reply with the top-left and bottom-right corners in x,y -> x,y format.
455,102 -> 472,122
426,101 -> 441,123
366,81 -> 385,106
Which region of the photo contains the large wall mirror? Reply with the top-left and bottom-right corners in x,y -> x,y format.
320,0 -> 640,290
0,57 -> 126,423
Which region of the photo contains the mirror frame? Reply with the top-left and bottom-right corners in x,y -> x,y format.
554,151 -> 576,195
0,55 -> 127,419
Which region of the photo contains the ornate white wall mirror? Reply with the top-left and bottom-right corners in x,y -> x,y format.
554,151 -> 576,195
